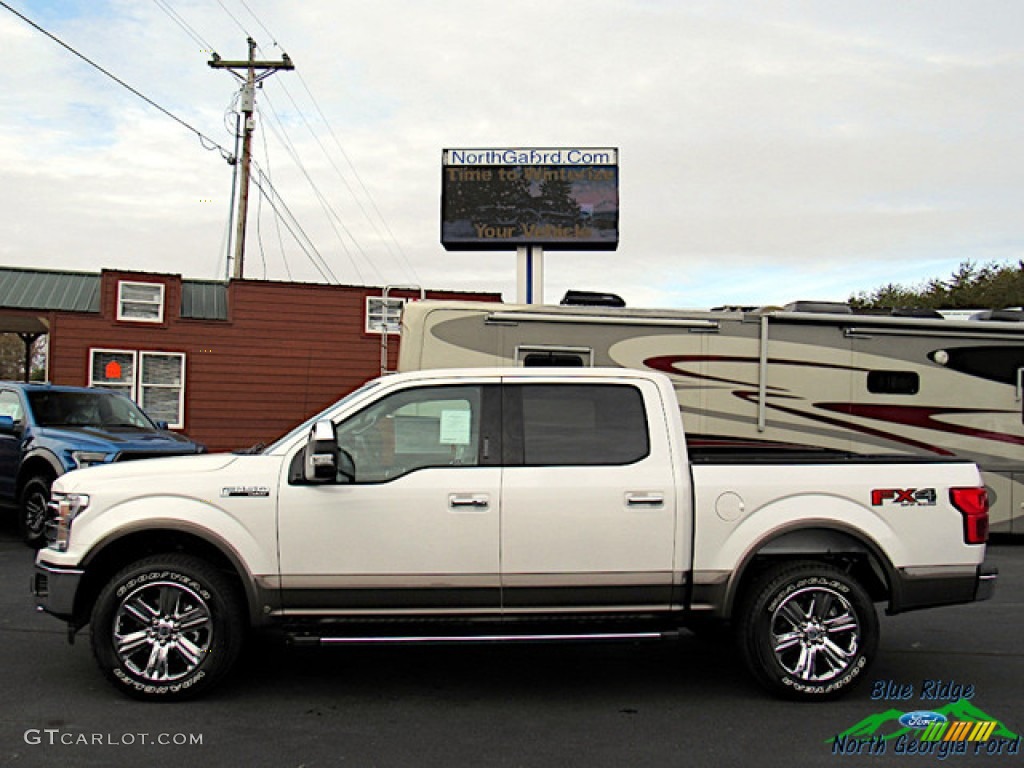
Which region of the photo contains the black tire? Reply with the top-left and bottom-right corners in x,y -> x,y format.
19,473 -> 54,548
90,554 -> 244,701
736,560 -> 878,700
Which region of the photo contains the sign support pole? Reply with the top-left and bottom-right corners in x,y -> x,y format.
516,246 -> 544,305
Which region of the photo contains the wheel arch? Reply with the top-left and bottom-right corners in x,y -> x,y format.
73,525 -> 268,631
17,452 -> 62,495
723,524 -> 895,619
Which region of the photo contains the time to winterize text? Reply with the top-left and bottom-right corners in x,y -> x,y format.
446,166 -> 615,183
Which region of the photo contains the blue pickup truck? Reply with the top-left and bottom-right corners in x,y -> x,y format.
0,382 -> 204,546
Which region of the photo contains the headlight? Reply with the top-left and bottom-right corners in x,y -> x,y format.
52,492 -> 90,552
70,451 -> 110,469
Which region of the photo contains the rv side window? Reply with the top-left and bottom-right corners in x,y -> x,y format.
867,370 -> 920,395
522,352 -> 585,367
517,346 -> 592,367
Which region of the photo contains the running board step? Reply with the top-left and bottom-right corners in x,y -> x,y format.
289,630 -> 680,647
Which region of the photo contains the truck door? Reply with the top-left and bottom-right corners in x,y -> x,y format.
0,389 -> 25,501
499,379 -> 679,612
276,383 -> 503,615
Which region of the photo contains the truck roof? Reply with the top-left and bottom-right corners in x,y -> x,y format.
0,381 -> 123,395
380,366 -> 666,384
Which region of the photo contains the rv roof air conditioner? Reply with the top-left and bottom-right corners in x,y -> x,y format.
891,307 -> 944,319
969,309 -> 1024,322
783,301 -> 853,314
560,290 -> 626,308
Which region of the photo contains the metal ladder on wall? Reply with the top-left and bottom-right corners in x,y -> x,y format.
380,285 -> 424,375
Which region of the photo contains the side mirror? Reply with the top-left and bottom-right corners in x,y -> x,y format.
303,420 -> 346,483
0,415 -> 16,435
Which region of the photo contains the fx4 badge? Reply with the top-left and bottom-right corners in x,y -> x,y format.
871,488 -> 937,507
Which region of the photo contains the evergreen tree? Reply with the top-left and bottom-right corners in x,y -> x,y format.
850,260 -> 1024,310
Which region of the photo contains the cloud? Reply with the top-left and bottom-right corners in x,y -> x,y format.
1,0 -> 1021,307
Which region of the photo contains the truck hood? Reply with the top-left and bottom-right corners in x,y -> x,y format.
54,453 -> 243,493
35,425 -> 201,453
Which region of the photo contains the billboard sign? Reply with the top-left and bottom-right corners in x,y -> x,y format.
441,148 -> 619,251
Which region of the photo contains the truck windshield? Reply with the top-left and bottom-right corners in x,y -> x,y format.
27,391 -> 156,430
262,379 -> 382,454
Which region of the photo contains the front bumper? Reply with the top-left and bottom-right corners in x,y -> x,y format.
32,559 -> 84,622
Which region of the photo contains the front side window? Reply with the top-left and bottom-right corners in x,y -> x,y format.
117,281 -> 165,323
516,384 -> 649,466
0,390 -> 23,422
336,385 -> 482,483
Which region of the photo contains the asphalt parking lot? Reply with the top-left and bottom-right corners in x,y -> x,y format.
0,523 -> 1021,768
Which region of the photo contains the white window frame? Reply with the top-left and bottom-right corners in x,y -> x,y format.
117,280 -> 165,323
88,348 -> 186,429
89,348 -> 137,398
139,352 -> 186,429
365,296 -> 406,335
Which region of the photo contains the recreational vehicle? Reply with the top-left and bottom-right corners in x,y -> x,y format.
398,299 -> 1024,533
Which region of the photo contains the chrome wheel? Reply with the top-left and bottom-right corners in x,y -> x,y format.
738,562 -> 877,699
113,580 -> 214,683
769,585 -> 860,683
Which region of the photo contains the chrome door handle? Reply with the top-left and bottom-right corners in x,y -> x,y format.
449,494 -> 490,510
626,492 -> 665,508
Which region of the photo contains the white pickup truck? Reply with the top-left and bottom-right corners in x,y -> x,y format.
32,368 -> 996,701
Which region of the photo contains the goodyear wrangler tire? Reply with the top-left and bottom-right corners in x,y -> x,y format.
90,554 -> 244,701
737,561 -> 878,700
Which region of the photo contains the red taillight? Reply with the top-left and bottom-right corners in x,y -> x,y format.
950,487 -> 989,544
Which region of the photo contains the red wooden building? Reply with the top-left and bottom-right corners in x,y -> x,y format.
0,267 -> 500,451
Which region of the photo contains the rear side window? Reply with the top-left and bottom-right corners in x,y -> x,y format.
513,384 -> 649,466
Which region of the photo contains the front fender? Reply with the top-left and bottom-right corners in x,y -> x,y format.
19,447 -> 65,483
71,494 -> 278,581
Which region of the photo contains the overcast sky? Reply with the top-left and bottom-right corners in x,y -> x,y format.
1,0 -> 1022,308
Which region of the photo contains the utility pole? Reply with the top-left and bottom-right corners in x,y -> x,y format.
209,38 -> 293,280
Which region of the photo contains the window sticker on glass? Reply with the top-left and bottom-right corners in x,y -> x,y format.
440,409 -> 471,445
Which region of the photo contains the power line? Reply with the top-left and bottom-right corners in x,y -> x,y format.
274,75 -> 418,285
0,0 -> 232,159
256,110 -> 293,281
213,0 -> 251,38
294,69 -> 423,284
259,91 -> 375,284
237,0 -> 278,48
237,14 -> 419,286
152,0 -> 214,52
251,164 -> 341,284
